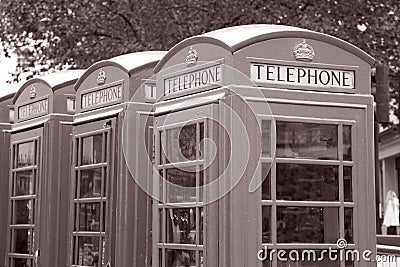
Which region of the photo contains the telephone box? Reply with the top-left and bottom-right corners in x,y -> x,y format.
0,93 -> 13,267
6,70 -> 83,267
151,25 -> 375,267
70,51 -> 166,267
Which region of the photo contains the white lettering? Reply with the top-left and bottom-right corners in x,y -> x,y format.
81,84 -> 123,109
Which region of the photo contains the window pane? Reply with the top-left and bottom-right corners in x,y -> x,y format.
13,229 -> 33,254
164,124 -> 198,163
79,202 -> 101,232
82,134 -> 103,165
14,200 -> 33,224
262,120 -> 271,157
74,236 -> 101,266
166,208 -> 196,244
16,141 -> 35,167
262,164 -> 271,200
165,249 -> 196,267
343,125 -> 352,161
344,167 -> 352,202
262,206 -> 271,243
80,168 -> 103,198
277,164 -> 339,201
14,258 -> 33,267
199,122 -> 204,159
166,168 -> 196,203
199,207 -> 204,245
276,122 -> 338,160
344,208 -> 353,243
277,207 -> 339,243
15,171 -> 35,196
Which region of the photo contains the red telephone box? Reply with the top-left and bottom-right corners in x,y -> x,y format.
6,70 -> 83,267
0,93 -> 14,267
70,51 -> 166,267
151,24 -> 375,267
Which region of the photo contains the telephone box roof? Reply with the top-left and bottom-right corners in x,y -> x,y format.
74,51 -> 167,89
13,69 -> 84,103
154,24 -> 374,72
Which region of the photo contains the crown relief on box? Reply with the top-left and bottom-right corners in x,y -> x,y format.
29,85 -> 37,99
293,39 -> 315,62
186,45 -> 198,67
97,67 -> 106,85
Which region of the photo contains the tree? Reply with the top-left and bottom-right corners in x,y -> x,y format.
1,0 -> 399,119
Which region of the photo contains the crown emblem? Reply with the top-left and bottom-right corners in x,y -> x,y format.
186,45 -> 198,66
97,68 -> 106,85
293,39 -> 315,62
29,85 -> 36,99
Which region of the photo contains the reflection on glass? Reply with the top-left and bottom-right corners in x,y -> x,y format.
344,167 -> 352,202
16,142 -> 35,167
343,125 -> 352,161
199,207 -> 204,245
262,120 -> 271,157
166,208 -> 196,244
277,207 -> 339,243
74,236 -> 101,266
199,122 -> 204,159
277,164 -> 339,201
82,134 -> 103,165
13,229 -> 31,254
165,124 -> 198,163
80,168 -> 103,198
15,171 -> 34,196
276,122 -> 338,160
262,164 -> 271,200
276,250 -> 340,267
165,249 -> 196,267
166,168 -> 196,203
199,170 -> 204,202
345,208 -> 353,243
14,200 -> 33,224
262,206 -> 271,243
79,203 -> 101,232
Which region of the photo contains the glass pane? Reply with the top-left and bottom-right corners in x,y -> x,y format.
277,207 -> 339,243
16,141 -> 35,167
13,258 -> 33,267
262,120 -> 271,157
82,134 -> 103,165
199,251 -> 204,267
277,164 -> 339,201
166,168 -> 196,203
262,206 -> 271,243
199,207 -> 204,245
14,200 -> 33,224
74,236 -> 101,267
262,164 -> 271,200
275,250 -> 340,267
15,171 -> 35,196
166,208 -> 196,244
80,168 -> 103,198
79,202 -> 101,232
199,122 -> 204,159
344,167 -> 352,202
343,125 -> 352,161
13,229 -> 33,254
344,208 -> 353,243
164,124 -> 198,163
165,249 -> 196,267
199,170 -> 204,202
276,122 -> 338,160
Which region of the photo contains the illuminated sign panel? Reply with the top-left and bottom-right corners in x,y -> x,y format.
164,64 -> 222,95
18,98 -> 49,120
250,63 -> 355,89
81,83 -> 123,110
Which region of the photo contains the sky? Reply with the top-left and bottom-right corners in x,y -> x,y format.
0,53 -> 19,98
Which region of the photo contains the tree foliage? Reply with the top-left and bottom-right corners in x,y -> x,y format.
1,0 -> 399,117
